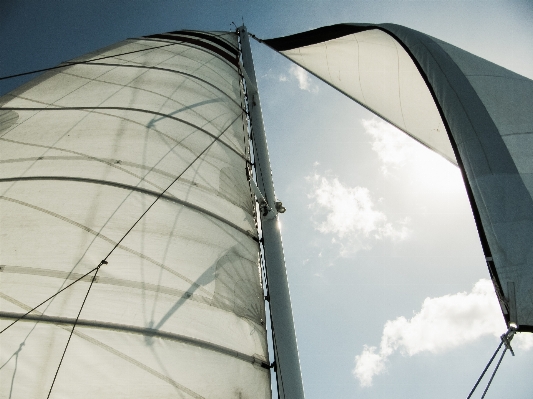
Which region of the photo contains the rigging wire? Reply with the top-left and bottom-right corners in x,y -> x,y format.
480,347 -> 508,399
0,42 -> 178,81
466,328 -> 515,399
0,265 -> 101,334
46,263 -> 102,399
466,341 -> 503,399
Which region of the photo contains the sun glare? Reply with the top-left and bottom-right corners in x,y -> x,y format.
411,147 -> 464,194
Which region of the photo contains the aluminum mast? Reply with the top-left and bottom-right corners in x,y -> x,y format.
239,26 -> 305,399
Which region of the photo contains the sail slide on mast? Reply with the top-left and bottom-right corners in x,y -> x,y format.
0,31 -> 272,398
264,23 -> 533,334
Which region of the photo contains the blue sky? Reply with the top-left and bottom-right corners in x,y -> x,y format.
1,1 -> 533,398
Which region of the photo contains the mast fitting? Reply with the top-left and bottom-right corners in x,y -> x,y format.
501,327 -> 516,356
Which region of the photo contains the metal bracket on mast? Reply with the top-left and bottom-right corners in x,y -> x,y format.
466,326 -> 516,399
250,179 -> 286,219
501,327 -> 516,356
238,25 -> 305,399
250,178 -> 272,218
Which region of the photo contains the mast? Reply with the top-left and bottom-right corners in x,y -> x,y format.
238,26 -> 305,399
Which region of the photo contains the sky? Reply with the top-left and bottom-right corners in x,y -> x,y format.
1,1 -> 533,398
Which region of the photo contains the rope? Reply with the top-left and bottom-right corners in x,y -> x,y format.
100,115 -> 239,262
0,264 -> 101,334
0,109 -> 238,338
467,328 -> 515,399
46,263 -> 102,398
0,43 -> 178,81
466,341 -> 503,399
480,347 -> 507,399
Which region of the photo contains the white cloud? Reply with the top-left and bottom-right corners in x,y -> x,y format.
353,346 -> 387,387
289,64 -> 318,92
362,118 -> 417,174
353,279 -> 510,387
308,173 -> 410,255
514,333 -> 533,350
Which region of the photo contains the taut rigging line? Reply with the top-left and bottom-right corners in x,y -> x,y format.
466,327 -> 516,399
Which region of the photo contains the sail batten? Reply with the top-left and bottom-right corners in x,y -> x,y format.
0,311 -> 270,368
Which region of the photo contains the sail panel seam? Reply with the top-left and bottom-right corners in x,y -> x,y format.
0,154 -> 252,213
0,177 -> 258,240
139,37 -> 238,70
0,311 -> 270,369
170,30 -> 239,55
64,62 -> 243,108
145,34 -> 239,66
1,106 -> 246,160
0,43 -> 180,82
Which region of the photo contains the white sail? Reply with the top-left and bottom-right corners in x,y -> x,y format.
269,28 -> 456,164
0,31 -> 271,398
265,23 -> 533,333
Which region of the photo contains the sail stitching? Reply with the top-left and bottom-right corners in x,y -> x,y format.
51,67 -> 240,129
0,293 -> 208,398
144,34 -> 238,67
0,195 -> 242,312
392,36 -> 408,130
63,62 -> 244,108
0,177 -> 256,240
0,310 -> 270,369
98,108 -> 244,264
0,153 -> 252,212
170,30 -> 239,55
0,113 -> 247,336
138,38 -> 242,93
0,103 -> 248,395
0,265 -> 102,335
165,32 -> 238,59
0,266 -> 214,306
0,193 -> 247,297
141,37 -> 239,69
0,105 -> 242,169
1,106 -> 246,160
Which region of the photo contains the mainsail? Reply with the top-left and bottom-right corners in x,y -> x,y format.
264,24 -> 533,332
0,30 -> 272,398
